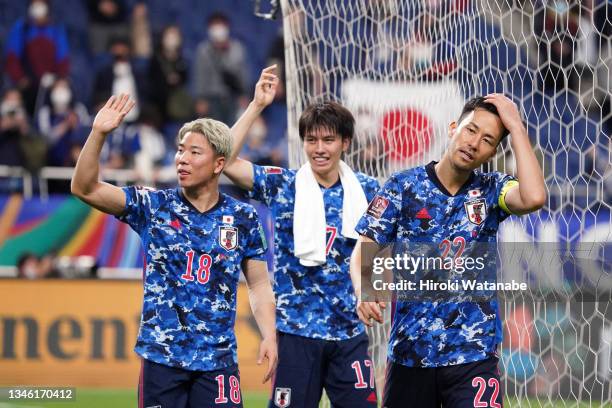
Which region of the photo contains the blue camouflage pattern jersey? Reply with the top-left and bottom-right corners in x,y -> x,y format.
356,161 -> 518,367
117,187 -> 267,371
250,164 -> 379,340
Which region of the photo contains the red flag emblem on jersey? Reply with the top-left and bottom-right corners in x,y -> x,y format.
366,196 -> 389,219
468,188 -> 482,198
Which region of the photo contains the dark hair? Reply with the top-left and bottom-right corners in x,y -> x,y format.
207,12 -> 229,26
458,96 -> 510,140
298,101 -> 355,142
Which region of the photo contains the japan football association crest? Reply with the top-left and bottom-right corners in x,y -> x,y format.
274,387 -> 291,407
219,226 -> 238,250
465,198 -> 487,225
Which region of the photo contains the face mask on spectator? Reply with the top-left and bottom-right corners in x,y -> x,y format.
0,101 -> 25,120
411,41 -> 433,68
23,265 -> 38,279
208,24 -> 229,44
163,33 -> 181,50
552,0 -> 570,15
113,62 -> 131,76
29,1 -> 49,21
51,86 -> 72,109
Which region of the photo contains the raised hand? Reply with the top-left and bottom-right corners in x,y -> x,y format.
92,94 -> 136,134
252,65 -> 279,111
484,93 -> 524,136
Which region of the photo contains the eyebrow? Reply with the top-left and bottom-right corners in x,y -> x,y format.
467,122 -> 498,140
305,133 -> 337,138
178,143 -> 203,150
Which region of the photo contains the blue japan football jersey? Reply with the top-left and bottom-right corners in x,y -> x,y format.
250,164 -> 380,340
356,161 -> 517,367
117,187 -> 267,371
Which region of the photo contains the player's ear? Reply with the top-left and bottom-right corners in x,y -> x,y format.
448,121 -> 457,138
342,136 -> 350,152
214,155 -> 226,175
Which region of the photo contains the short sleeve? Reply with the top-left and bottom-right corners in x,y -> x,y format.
243,207 -> 267,261
248,164 -> 288,207
115,186 -> 156,235
362,175 -> 381,203
355,174 -> 402,245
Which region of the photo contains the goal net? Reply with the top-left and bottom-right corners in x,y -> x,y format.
279,0 -> 611,405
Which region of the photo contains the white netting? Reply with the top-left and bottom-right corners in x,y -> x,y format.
279,0 -> 611,406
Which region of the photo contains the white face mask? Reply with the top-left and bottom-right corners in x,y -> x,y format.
208,24 -> 229,43
411,41 -> 433,68
552,0 -> 570,15
113,61 -> 131,76
51,86 -> 71,108
29,1 -> 49,21
0,101 -> 25,119
23,265 -> 38,279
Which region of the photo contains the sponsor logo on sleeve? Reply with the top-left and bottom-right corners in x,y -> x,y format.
366,196 -> 389,219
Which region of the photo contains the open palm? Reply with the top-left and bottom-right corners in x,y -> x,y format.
253,65 -> 279,109
92,94 -> 135,134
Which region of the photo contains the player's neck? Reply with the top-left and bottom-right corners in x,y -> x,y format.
181,181 -> 220,213
313,167 -> 340,188
435,156 -> 473,195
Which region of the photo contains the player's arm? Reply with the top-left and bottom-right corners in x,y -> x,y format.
350,235 -> 387,327
242,258 -> 278,383
224,65 -> 279,191
71,94 -> 135,216
485,94 -> 546,215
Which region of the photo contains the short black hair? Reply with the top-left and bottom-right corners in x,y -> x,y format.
298,101 -> 355,142
458,96 -> 510,140
207,12 -> 229,26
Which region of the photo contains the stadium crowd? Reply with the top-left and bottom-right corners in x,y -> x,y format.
0,0 -> 609,198
0,0 -> 289,194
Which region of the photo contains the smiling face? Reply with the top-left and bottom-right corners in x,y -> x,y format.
447,108 -> 505,172
302,127 -> 350,179
175,131 -> 225,189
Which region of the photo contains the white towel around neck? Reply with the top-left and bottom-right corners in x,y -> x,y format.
293,160 -> 368,266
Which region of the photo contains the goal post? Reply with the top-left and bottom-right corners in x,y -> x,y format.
279,0 -> 611,405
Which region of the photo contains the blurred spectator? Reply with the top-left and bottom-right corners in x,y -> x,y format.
93,36 -> 143,123
193,12 -> 249,124
87,0 -> 129,55
131,2 -> 152,59
132,105 -> 166,185
37,78 -> 89,192
4,0 -> 70,115
0,89 -> 47,192
534,0 -> 582,93
37,78 -> 89,167
149,25 -> 192,123
16,252 -> 59,279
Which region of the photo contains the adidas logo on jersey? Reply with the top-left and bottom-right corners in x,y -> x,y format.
415,207 -> 432,229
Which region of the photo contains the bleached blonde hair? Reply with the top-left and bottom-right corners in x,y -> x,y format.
177,118 -> 232,158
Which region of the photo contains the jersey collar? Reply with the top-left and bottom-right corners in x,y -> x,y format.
425,161 -> 475,197
177,188 -> 225,214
